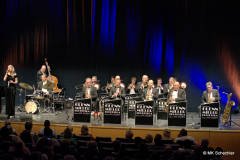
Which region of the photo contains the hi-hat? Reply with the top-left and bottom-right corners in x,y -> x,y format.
16,88 -> 25,93
19,82 -> 33,90
42,83 -> 56,90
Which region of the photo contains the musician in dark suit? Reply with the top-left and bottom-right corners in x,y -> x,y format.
155,78 -> 164,94
81,78 -> 98,112
136,75 -> 148,95
141,80 -> 159,101
167,81 -> 186,102
126,77 -> 138,94
37,65 -> 50,87
105,76 -> 115,92
109,79 -> 126,99
198,82 -> 221,117
163,77 -> 176,97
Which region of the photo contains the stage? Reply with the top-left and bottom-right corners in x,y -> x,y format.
0,108 -> 240,160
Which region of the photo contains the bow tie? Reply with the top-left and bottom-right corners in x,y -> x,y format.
174,90 -> 177,91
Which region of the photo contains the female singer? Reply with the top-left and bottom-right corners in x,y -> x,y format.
3,65 -> 18,118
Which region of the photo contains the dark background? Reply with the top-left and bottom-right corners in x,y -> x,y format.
1,0 -> 240,112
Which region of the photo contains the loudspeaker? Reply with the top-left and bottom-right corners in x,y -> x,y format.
20,115 -> 32,121
0,114 -> 8,120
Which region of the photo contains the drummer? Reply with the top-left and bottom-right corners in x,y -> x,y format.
37,74 -> 53,99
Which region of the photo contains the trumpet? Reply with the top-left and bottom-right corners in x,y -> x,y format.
75,83 -> 86,89
129,83 -> 135,90
101,81 -> 110,93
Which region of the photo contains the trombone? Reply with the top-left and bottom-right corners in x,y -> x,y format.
75,83 -> 86,89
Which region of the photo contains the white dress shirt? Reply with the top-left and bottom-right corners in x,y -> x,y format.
42,81 -> 47,93
171,90 -> 178,103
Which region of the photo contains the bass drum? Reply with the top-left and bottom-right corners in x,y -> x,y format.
25,101 -> 39,114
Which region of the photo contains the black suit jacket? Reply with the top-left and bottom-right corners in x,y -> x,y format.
126,83 -> 138,94
109,86 -> 126,99
81,86 -> 98,100
37,80 -> 53,93
201,89 -> 221,103
141,88 -> 159,101
167,88 -> 186,102
155,85 -> 164,94
163,83 -> 172,95
37,68 -> 49,85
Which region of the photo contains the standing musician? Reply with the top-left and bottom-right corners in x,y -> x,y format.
141,80 -> 159,101
81,78 -> 98,112
198,82 -> 221,118
37,65 -> 50,87
163,77 -> 176,97
156,78 -> 164,94
3,65 -> 18,119
167,81 -> 186,103
136,75 -> 149,95
126,77 -> 138,94
109,79 -> 126,102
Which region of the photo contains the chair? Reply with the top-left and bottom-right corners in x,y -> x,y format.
161,139 -> 173,145
24,143 -> 33,153
163,144 -> 181,150
180,151 -> 191,158
38,134 -> 44,138
120,142 -> 135,150
1,141 -> 12,153
148,150 -> 165,156
124,148 -> 139,158
57,134 -> 63,139
98,141 -> 112,152
95,136 -> 112,144
78,146 -> 88,155
116,137 -> 134,143
176,140 -> 193,147
101,147 -> 114,158
53,146 -> 62,156
76,135 -> 92,141
77,140 -> 89,148
58,139 -> 74,146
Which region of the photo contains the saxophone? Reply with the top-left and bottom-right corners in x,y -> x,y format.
222,93 -> 235,123
146,88 -> 150,101
165,90 -> 173,113
85,87 -> 89,98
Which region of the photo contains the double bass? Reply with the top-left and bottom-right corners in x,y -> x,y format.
45,58 -> 61,92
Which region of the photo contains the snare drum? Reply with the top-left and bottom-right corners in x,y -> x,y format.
25,101 -> 39,114
34,90 -> 45,100
26,95 -> 35,103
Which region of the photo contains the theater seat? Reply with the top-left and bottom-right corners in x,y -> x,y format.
76,135 -> 92,141
161,139 -> 173,145
98,141 -> 112,152
95,136 -> 112,144
1,141 -> 12,153
78,146 -> 88,155
101,147 -> 114,158
124,148 -> 139,158
120,143 -> 135,150
163,144 -> 181,150
77,140 -> 89,148
116,137 -> 134,143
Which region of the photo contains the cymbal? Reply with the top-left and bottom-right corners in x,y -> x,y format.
16,88 -> 25,93
42,83 -> 56,90
19,83 -> 33,90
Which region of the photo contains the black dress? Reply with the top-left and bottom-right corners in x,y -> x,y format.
5,74 -> 17,118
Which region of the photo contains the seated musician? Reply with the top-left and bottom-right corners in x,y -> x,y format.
81,78 -> 98,112
198,82 -> 221,118
109,79 -> 126,104
156,78 -> 164,94
136,75 -> 149,95
37,74 -> 53,96
105,76 -> 115,92
163,77 -> 175,97
92,76 -> 100,91
126,77 -> 138,94
141,80 -> 159,101
167,81 -> 186,103
37,65 -> 50,87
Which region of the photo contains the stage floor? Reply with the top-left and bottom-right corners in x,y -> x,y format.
4,107 -> 240,131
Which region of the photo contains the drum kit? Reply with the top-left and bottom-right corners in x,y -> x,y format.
17,82 -> 56,114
